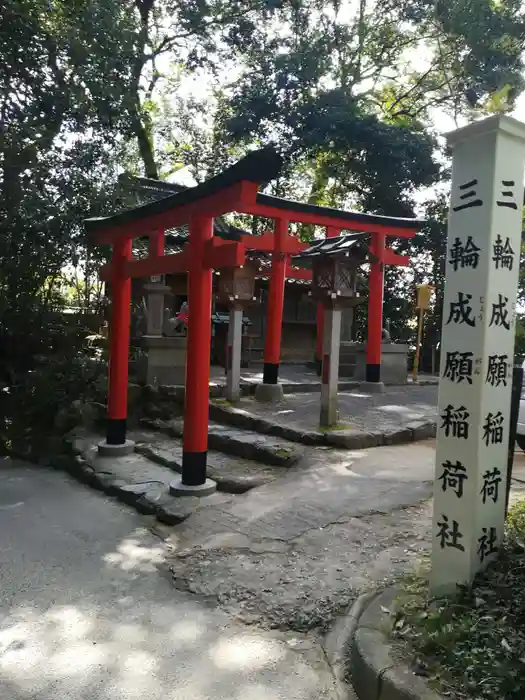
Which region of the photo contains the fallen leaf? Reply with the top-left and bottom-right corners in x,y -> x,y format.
501,638 -> 512,652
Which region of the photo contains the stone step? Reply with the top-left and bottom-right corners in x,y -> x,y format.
63,432 -> 230,525
140,417 -> 303,467
61,430 -> 289,528
135,436 -> 286,493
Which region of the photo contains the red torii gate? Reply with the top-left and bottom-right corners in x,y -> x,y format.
86,148 -> 423,493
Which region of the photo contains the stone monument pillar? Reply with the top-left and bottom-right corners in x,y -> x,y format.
430,115 -> 525,595
226,306 -> 243,402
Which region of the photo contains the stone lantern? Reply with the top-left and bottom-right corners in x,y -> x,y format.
309,235 -> 369,309
293,233 -> 373,427
217,262 -> 257,308
216,261 -> 258,403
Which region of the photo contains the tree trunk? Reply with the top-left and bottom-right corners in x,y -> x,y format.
132,106 -> 158,179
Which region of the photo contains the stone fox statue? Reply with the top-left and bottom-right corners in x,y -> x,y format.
163,302 -> 188,336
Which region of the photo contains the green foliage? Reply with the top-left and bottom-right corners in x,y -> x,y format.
393,499 -> 525,699
0,311 -> 106,457
506,498 -> 525,545
0,0 -> 135,454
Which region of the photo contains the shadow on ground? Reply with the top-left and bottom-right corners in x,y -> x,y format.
0,461 -> 335,700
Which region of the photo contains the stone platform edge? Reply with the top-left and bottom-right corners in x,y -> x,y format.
208,401 -> 437,449
175,377 -> 438,399
342,587 -> 442,700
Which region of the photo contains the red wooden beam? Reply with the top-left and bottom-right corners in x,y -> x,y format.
382,249 -> 410,267
242,201 -> 418,238
285,265 -> 311,281
100,249 -> 192,281
149,230 -> 165,257
202,238 -> 246,269
240,232 -> 274,252
100,239 -> 248,282
92,181 -> 259,245
240,232 -> 307,255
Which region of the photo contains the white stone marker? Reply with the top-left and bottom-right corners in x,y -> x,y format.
430,115 -> 525,595
225,307 -> 243,402
320,306 -> 342,427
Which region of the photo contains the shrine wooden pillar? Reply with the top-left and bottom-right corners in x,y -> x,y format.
256,218 -> 288,402
171,215 -> 216,495
100,237 -> 134,455
365,231 -> 386,389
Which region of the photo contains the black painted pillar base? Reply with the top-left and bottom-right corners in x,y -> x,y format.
170,450 -> 216,497
263,362 -> 279,385
314,357 -> 322,377
365,363 -> 381,383
181,450 -> 207,486
99,418 -> 134,456
106,418 -> 127,445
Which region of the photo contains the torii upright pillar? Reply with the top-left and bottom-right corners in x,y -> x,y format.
365,232 -> 386,391
98,238 -> 135,456
170,215 -> 217,496
255,218 -> 288,402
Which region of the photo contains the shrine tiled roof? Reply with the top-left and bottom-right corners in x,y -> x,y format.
119,173 -> 250,255
86,148 -> 283,235
292,232 -> 374,267
86,148 -> 425,239
119,173 -> 250,258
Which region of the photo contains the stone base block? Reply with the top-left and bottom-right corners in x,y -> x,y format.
340,342 -> 409,384
255,382 -> 285,403
138,336 -> 187,386
169,478 -> 217,497
359,381 -> 385,394
97,440 -> 135,457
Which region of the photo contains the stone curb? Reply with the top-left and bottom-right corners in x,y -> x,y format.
208,402 -> 437,450
347,587 -> 442,700
53,444 -> 207,527
323,591 -> 378,700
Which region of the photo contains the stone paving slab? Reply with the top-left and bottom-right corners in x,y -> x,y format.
141,417 -> 304,466
209,385 -> 438,448
136,438 -> 286,493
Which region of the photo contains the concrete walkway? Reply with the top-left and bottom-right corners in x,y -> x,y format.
164,441 -> 437,632
0,460 -> 338,700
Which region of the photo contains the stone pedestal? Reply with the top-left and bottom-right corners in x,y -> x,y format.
138,336 -> 187,386
255,382 -> 284,402
340,342 -> 408,384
